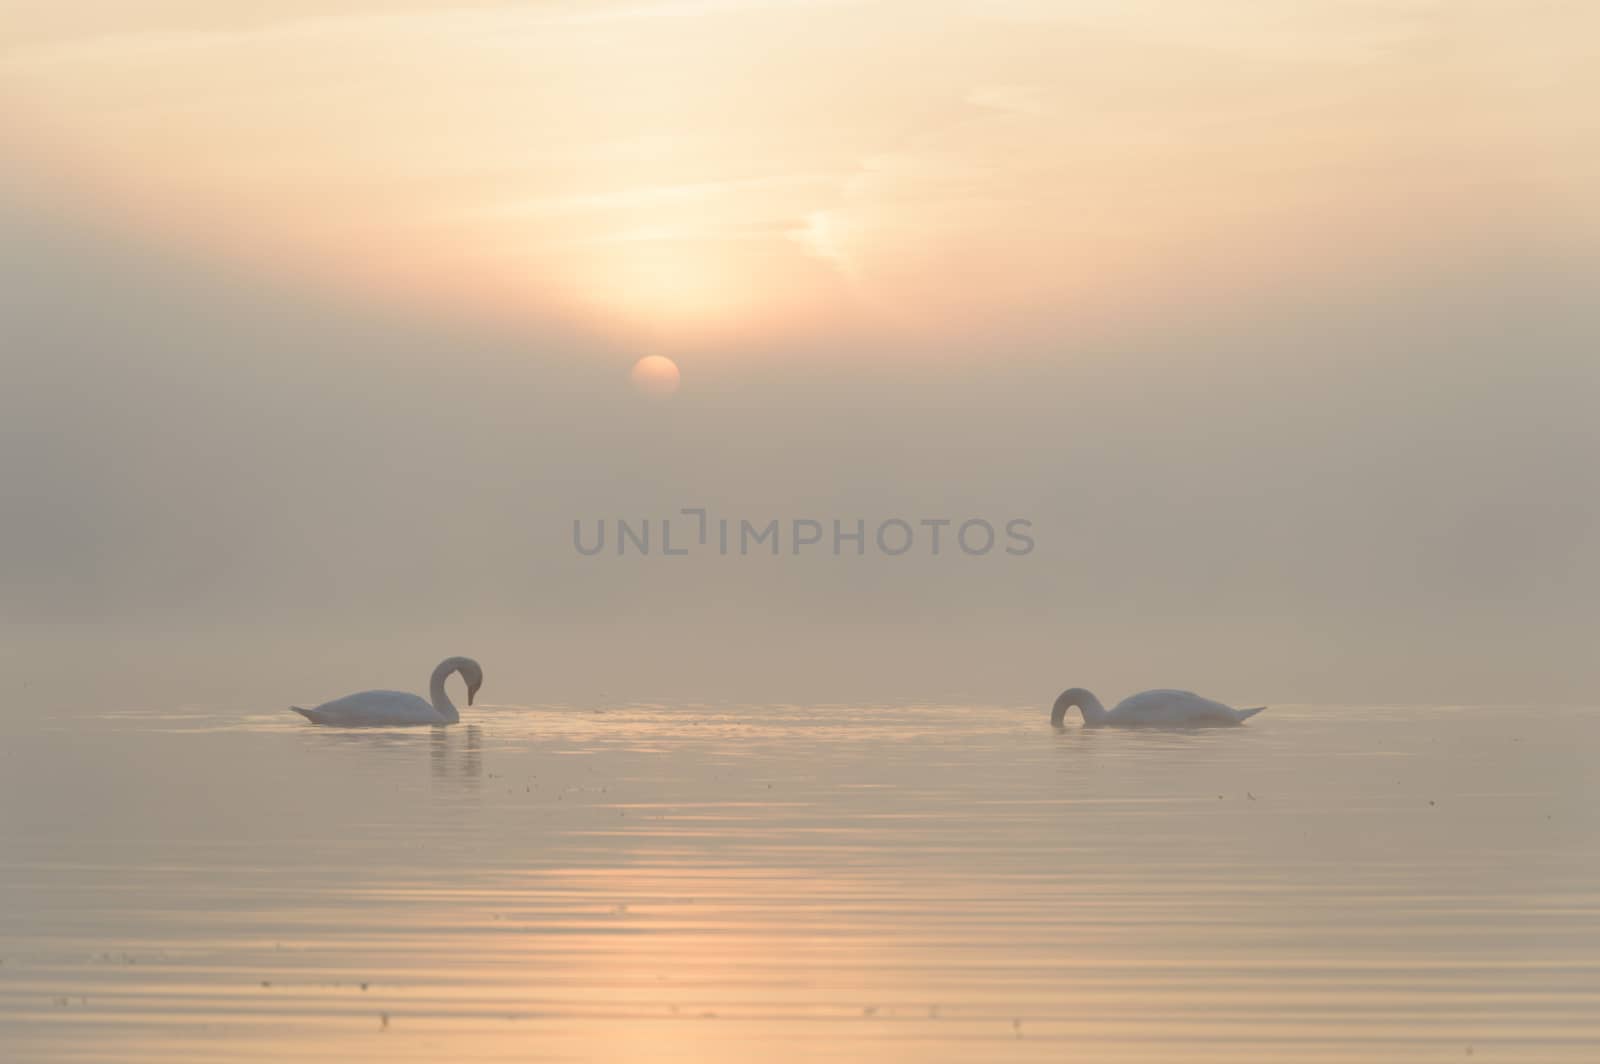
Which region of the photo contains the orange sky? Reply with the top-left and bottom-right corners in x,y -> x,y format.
3,1 -> 1596,347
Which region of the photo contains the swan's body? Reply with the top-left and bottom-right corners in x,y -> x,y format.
1051,687 -> 1265,728
291,656 -> 483,727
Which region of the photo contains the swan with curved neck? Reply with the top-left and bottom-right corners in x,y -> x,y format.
291,656 -> 484,727
1052,687 -> 1265,728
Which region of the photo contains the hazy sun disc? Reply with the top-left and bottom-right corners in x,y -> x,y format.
630,355 -> 681,397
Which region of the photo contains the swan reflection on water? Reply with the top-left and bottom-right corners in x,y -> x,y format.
295,721 -> 484,785
431,724 -> 483,781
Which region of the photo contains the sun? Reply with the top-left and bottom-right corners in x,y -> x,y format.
629,355 -> 681,398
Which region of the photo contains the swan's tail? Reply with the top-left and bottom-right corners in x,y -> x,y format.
1236,706 -> 1267,722
290,706 -> 318,723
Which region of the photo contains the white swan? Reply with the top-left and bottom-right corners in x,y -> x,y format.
291,656 -> 483,727
1051,688 -> 1265,728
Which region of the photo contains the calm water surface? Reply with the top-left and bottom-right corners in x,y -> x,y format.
2,704 -> 1597,1062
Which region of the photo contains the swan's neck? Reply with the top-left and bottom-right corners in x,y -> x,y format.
429,662 -> 462,724
1052,688 -> 1108,726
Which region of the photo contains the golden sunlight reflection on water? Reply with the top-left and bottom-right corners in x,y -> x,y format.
2,704 -> 1597,1061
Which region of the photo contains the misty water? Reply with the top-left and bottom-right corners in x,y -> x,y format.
3,703 -> 1597,1062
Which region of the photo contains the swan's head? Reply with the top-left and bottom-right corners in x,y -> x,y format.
439,656 -> 484,706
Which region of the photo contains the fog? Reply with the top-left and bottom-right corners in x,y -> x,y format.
8,11 -> 1600,1064
4,182 -> 1596,716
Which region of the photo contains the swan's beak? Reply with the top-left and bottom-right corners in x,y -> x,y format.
468,685 -> 479,706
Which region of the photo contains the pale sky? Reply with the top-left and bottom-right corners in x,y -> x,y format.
2,2 -> 1597,710
4,1 -> 1597,343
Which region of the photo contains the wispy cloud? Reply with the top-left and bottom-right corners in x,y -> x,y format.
1,0 -> 864,67
4,0 -> 1595,337
965,85 -> 1045,117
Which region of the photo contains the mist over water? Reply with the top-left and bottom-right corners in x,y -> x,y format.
4,195 -> 1598,710
3,5 -> 1600,1060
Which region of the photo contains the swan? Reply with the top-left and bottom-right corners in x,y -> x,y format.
1051,688 -> 1265,728
291,656 -> 483,727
